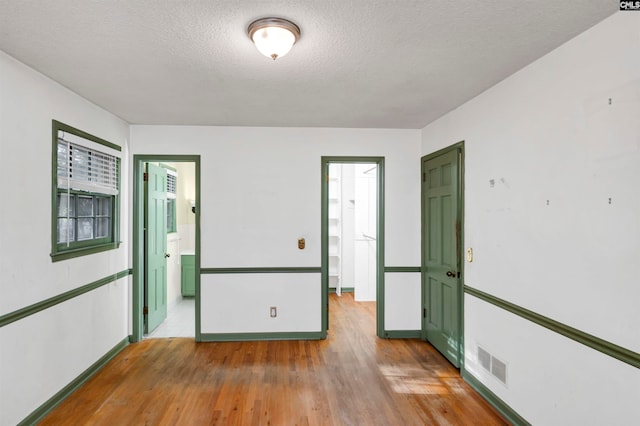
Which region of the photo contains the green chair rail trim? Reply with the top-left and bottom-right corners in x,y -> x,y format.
18,337 -> 129,426
461,368 -> 530,426
465,285 -> 640,369
201,267 -> 321,274
0,268 -> 132,328
200,331 -> 324,342
384,266 -> 421,273
383,330 -> 421,339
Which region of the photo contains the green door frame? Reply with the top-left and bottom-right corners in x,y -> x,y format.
132,155 -> 201,342
321,157 -> 385,338
420,141 -> 465,367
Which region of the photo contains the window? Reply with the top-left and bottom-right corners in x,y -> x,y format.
51,120 -> 121,261
165,167 -> 177,233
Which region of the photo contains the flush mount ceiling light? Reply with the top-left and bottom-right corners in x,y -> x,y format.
248,17 -> 300,60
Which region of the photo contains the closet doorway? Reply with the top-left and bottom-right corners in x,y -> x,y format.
321,157 -> 385,338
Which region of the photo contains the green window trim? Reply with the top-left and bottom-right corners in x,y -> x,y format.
51,120 -> 122,262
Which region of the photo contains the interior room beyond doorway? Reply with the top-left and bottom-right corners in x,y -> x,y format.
328,162 -> 377,301
144,161 -> 196,338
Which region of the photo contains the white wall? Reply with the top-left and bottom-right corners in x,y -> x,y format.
175,161 -> 196,253
0,51 -> 130,425
421,13 -> 640,424
130,126 -> 421,334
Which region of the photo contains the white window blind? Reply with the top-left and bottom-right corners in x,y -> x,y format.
166,169 -> 177,199
57,135 -> 119,196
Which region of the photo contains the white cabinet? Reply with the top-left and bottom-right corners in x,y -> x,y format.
328,164 -> 342,295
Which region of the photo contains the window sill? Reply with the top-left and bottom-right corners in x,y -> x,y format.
50,241 -> 121,262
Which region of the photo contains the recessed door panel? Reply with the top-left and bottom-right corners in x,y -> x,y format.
441,194 -> 454,268
428,277 -> 441,329
428,197 -> 441,262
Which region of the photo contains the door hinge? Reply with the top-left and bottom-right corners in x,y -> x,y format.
423,307 -> 427,318
422,172 -> 426,182
143,306 -> 148,315
143,172 -> 149,182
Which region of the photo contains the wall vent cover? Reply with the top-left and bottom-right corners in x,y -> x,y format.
491,357 -> 507,384
477,345 -> 508,385
478,346 -> 491,371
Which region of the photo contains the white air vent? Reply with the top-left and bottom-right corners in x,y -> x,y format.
491,357 -> 507,384
478,345 -> 508,385
166,169 -> 177,199
478,346 -> 491,371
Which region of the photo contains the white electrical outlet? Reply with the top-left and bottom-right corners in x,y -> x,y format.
270,306 -> 277,318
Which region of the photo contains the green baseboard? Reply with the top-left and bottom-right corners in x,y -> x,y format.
383,330 -> 421,338
19,337 -> 129,425
462,368 -> 530,426
329,287 -> 354,293
200,331 -> 324,342
384,266 -> 421,273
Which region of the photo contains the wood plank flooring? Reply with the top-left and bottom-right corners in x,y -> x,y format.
40,293 -> 508,425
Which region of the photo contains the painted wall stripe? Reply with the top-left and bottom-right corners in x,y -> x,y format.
201,267 -> 321,274
0,268 -> 132,328
384,266 -> 421,273
465,285 -> 640,369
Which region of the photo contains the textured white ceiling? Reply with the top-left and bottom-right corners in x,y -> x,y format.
0,1 -> 616,129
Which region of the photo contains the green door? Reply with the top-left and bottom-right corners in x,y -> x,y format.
422,148 -> 461,367
145,163 -> 168,333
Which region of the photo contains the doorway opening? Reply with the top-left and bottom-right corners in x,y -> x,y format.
322,157 -> 385,338
132,155 -> 201,342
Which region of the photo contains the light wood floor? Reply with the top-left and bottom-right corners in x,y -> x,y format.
40,293 -> 508,425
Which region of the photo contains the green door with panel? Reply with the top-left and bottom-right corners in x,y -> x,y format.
422,148 -> 462,367
145,163 -> 168,333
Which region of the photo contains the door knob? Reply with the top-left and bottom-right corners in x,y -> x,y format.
164,253 -> 170,258
446,271 -> 455,277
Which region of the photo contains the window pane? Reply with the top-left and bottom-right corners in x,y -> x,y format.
57,218 -> 76,243
77,218 -> 94,240
96,197 -> 111,217
77,195 -> 94,217
57,193 -> 76,217
167,199 -> 174,232
57,141 -> 69,176
96,218 -> 110,238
